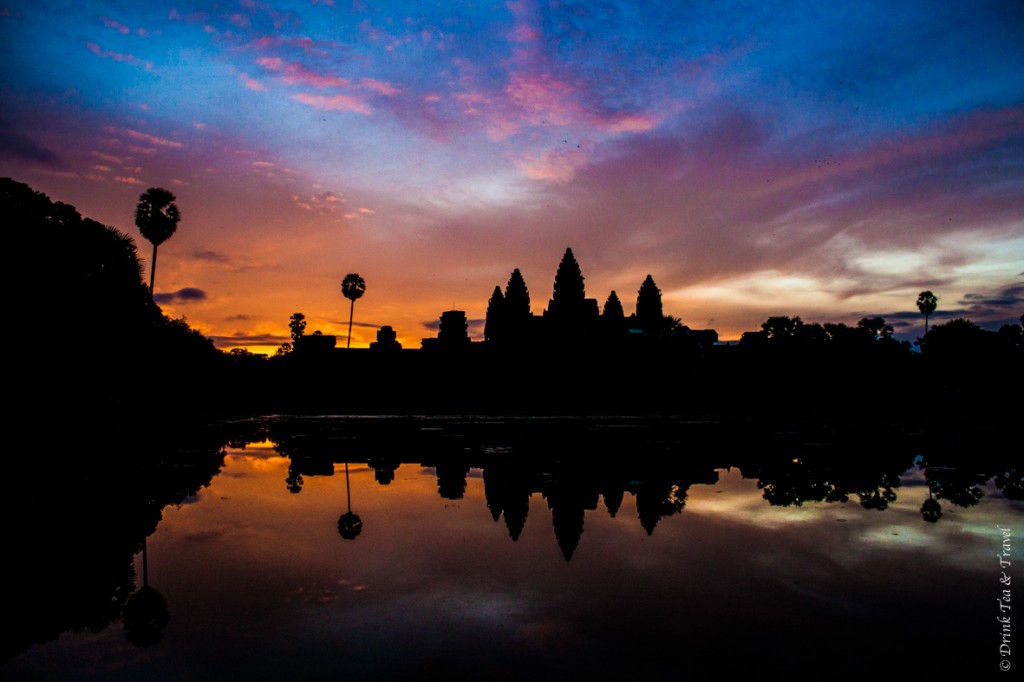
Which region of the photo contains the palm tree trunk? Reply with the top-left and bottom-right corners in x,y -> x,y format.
347,298 -> 355,349
149,243 -> 159,295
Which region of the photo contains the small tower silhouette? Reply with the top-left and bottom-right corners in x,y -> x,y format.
370,325 -> 402,351
437,310 -> 471,348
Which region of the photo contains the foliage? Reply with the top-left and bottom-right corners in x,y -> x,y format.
857,316 -> 893,339
917,290 -> 938,334
341,273 -> 366,349
288,312 -> 307,343
134,188 -> 180,248
761,315 -> 803,339
341,273 -> 366,302
916,290 -> 938,317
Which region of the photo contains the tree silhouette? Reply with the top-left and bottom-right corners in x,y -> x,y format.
917,291 -> 938,335
288,312 -> 307,343
341,274 -> 366,349
134,187 -> 180,295
857,316 -> 893,340
762,315 -> 803,339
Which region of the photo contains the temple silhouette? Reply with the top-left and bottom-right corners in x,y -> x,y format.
420,247 -> 719,353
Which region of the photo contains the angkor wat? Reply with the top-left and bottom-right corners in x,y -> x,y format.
421,247 -> 718,353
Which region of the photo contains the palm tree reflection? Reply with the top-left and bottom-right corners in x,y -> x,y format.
338,462 -> 363,540
123,536 -> 170,646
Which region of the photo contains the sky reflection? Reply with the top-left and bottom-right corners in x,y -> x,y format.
6,438 -> 1020,679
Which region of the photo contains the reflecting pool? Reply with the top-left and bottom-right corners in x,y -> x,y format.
4,416 -> 1020,679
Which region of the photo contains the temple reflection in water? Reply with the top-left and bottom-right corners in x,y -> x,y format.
4,416 -> 1020,679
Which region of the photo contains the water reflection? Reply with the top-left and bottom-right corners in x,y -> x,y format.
4,416 -> 1020,679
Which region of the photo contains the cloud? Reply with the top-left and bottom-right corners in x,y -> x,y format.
257,57 -> 351,88
243,34 -> 342,56
360,77 -> 400,96
956,282 -> 1024,325
421,318 -> 485,335
194,250 -> 233,264
0,129 -> 62,165
119,127 -> 185,148
91,151 -> 125,164
154,287 -> 208,304
86,42 -> 152,70
225,314 -> 255,321
291,93 -> 372,115
292,190 -> 347,216
240,73 -> 266,91
113,176 -> 143,185
100,17 -> 130,34
208,332 -> 288,348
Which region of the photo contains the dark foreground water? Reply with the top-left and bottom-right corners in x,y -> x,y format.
4,416 -> 1020,679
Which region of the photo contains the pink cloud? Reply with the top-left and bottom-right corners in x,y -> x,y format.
517,147 -> 588,182
257,57 -> 351,89
244,35 -> 340,56
114,176 -> 144,185
240,73 -> 266,91
361,77 -> 400,96
101,17 -> 130,34
120,127 -> 185,148
292,190 -> 347,217
91,151 -> 125,164
37,169 -> 80,179
168,8 -> 208,24
86,42 -> 152,70
292,93 -> 372,115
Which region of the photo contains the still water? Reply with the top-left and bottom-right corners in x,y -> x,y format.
4,416 -> 1020,679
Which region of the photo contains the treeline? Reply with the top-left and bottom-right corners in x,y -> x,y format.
4,177 -> 226,428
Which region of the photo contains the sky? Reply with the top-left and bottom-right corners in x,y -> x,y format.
2,0 -> 1022,352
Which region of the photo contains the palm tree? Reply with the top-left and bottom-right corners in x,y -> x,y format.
341,273 -> 366,349
917,290 -> 938,335
134,188 -> 180,295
